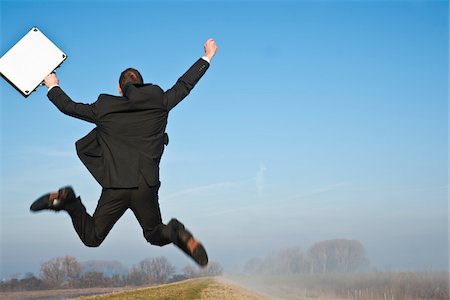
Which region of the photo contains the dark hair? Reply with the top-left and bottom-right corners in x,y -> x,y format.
119,68 -> 143,91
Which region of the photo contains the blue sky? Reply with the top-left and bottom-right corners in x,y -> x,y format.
0,0 -> 448,278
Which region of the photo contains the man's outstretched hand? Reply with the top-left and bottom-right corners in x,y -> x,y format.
204,38 -> 218,62
44,73 -> 59,89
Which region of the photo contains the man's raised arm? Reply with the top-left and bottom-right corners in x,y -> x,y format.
163,38 -> 218,111
44,73 -> 97,123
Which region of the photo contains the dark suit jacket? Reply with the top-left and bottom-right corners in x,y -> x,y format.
47,58 -> 209,188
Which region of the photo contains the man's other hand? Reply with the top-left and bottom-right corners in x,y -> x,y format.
44,73 -> 59,89
204,38 -> 218,61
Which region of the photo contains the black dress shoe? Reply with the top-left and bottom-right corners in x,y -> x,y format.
30,186 -> 76,212
169,218 -> 209,267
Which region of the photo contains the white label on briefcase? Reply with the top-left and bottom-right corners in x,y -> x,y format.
0,27 -> 67,98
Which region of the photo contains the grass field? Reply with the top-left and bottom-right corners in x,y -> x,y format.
77,278 -> 212,300
77,278 -> 267,300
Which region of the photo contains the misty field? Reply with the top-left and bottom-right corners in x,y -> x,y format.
230,272 -> 450,299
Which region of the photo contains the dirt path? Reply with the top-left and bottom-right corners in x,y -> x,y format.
200,277 -> 269,300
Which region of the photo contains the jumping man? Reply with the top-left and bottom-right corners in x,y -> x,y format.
30,38 -> 218,267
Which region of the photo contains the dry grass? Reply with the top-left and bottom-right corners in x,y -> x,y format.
200,278 -> 268,300
77,277 -> 269,300
77,278 -> 212,300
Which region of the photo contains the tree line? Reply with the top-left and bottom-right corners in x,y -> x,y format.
244,239 -> 369,275
0,256 -> 223,292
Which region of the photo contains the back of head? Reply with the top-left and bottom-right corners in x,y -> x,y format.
119,68 -> 143,91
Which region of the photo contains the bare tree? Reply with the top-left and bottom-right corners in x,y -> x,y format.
40,259 -> 64,287
79,260 -> 127,277
263,247 -> 306,275
62,255 -> 81,285
308,241 -> 328,273
308,239 -> 368,273
127,265 -> 145,286
183,261 -> 223,278
40,255 -> 80,288
244,258 -> 264,275
182,264 -> 197,278
80,271 -> 107,288
201,261 -> 223,276
130,256 -> 175,285
148,256 -> 176,284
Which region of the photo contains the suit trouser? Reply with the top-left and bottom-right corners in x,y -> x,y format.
65,174 -> 173,247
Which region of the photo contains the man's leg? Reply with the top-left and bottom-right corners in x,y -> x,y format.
130,175 -> 208,266
66,188 -> 130,247
129,177 -> 172,246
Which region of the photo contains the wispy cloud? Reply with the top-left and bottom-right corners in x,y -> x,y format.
399,185 -> 448,193
163,181 -> 240,201
2,145 -> 76,160
200,182 -> 354,218
203,207 -> 248,217
295,182 -> 352,200
256,163 -> 267,196
25,146 -> 75,158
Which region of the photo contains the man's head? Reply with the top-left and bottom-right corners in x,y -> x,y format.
118,68 -> 143,96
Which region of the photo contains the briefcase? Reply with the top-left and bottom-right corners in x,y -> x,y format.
0,27 -> 67,98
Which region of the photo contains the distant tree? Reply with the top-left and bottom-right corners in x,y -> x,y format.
112,273 -> 128,287
201,261 -> 223,276
80,260 -> 127,277
129,256 -> 175,285
0,274 -> 44,292
20,275 -> 44,291
282,247 -> 307,274
182,264 -> 197,278
40,258 -> 66,287
308,241 -> 328,273
40,256 -> 81,288
182,261 -> 223,278
243,258 -> 263,275
127,265 -> 145,286
151,256 -> 176,283
80,271 -> 107,288
1,278 -> 19,292
263,247 -> 306,275
308,239 -> 368,273
62,255 -> 81,285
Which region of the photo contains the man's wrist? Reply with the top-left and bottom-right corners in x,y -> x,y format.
201,56 -> 211,64
48,84 -> 59,92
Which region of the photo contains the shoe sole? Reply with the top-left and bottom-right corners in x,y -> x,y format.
30,186 -> 74,212
178,228 -> 209,267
